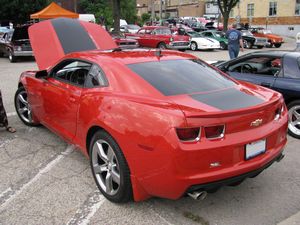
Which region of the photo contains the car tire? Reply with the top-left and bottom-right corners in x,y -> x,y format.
8,51 -> 16,63
158,42 -> 167,49
274,43 -> 282,48
257,46 -> 264,49
220,42 -> 227,50
0,52 -> 4,57
89,130 -> 133,203
245,41 -> 253,49
287,100 -> 300,139
15,86 -> 39,126
190,42 -> 198,51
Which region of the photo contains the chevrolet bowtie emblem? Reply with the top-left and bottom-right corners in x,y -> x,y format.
251,119 -> 263,127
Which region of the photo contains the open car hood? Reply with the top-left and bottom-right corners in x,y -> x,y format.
29,18 -> 117,70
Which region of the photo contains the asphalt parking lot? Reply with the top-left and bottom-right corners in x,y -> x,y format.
0,37 -> 300,225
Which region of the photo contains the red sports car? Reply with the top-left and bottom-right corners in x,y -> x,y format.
15,18 -> 288,203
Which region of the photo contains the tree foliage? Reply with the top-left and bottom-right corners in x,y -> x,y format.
141,13 -> 151,24
0,0 -> 49,24
79,0 -> 136,29
217,0 -> 239,31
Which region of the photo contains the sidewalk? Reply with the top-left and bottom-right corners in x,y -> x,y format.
278,211 -> 300,225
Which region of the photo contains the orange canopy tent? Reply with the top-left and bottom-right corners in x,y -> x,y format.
30,2 -> 79,19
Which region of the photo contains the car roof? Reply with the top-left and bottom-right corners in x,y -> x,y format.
141,26 -> 169,30
245,50 -> 299,58
66,49 -> 197,66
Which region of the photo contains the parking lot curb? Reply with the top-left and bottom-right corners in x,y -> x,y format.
277,211 -> 300,225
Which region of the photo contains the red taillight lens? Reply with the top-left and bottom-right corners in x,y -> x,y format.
205,125 -> 225,139
176,127 -> 200,141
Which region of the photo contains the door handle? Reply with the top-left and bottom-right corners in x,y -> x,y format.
261,82 -> 271,88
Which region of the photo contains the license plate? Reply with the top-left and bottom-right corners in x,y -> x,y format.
245,139 -> 266,160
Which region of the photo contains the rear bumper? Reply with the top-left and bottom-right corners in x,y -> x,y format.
186,151 -> 284,193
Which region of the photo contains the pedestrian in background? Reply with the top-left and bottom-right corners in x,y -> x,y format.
226,23 -> 244,59
0,90 -> 16,133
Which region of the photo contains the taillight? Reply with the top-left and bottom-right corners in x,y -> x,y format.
204,125 -> 225,140
176,127 -> 200,142
274,104 -> 284,121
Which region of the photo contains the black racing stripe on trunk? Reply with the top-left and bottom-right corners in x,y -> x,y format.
190,88 -> 264,110
51,18 -> 96,54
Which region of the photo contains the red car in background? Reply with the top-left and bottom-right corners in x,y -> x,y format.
126,26 -> 190,50
250,27 -> 284,48
15,18 -> 287,203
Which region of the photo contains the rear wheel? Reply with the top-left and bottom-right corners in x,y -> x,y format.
89,130 -> 133,203
190,42 -> 198,51
14,86 -> 39,126
274,43 -> 282,48
287,100 -> 300,139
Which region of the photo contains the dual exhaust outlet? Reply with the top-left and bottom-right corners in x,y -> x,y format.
187,191 -> 207,201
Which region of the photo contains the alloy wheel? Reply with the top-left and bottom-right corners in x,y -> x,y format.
15,89 -> 32,124
288,105 -> 300,137
92,140 -> 121,196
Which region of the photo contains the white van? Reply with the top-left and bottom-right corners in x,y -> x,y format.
79,14 -> 96,23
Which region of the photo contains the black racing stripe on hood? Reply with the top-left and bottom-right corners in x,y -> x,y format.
51,18 -> 96,54
190,88 -> 264,110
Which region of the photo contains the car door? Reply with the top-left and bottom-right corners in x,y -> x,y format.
41,59 -> 92,141
225,56 -> 279,88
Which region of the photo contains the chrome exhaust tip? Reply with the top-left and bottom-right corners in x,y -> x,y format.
187,191 -> 207,200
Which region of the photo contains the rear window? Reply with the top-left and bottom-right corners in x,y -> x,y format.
127,59 -> 236,96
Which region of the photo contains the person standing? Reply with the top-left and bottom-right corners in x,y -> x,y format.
226,23 -> 244,59
0,90 -> 16,133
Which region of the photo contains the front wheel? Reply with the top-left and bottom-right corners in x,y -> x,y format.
257,46 -> 264,49
14,86 -> 39,126
245,41 -> 253,49
158,42 -> 167,49
274,43 -> 282,48
220,42 -> 227,50
90,130 -> 133,203
8,51 -> 16,63
287,100 -> 300,139
190,42 -> 198,51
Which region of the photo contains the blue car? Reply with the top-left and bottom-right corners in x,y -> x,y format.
215,51 -> 300,139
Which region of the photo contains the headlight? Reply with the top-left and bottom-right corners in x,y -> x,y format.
170,37 -> 174,42
13,46 -> 22,51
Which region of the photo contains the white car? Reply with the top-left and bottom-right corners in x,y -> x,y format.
187,31 -> 220,51
120,24 -> 141,34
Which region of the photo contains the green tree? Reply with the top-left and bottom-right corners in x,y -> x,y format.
0,0 -> 49,24
217,0 -> 239,31
141,13 -> 151,24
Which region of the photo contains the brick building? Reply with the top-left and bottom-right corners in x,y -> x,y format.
137,0 -> 206,18
229,0 -> 300,37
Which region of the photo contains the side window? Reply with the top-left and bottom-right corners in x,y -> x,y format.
85,64 -> 108,88
51,60 -> 92,86
204,32 -> 211,37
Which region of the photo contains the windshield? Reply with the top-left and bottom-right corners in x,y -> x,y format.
215,31 -> 225,38
12,26 -> 29,40
127,59 -> 236,96
127,25 -> 140,30
187,31 -> 201,37
241,30 -> 253,36
263,30 -> 272,34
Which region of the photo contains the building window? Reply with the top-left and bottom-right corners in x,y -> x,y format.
296,0 -> 300,15
247,3 -> 254,17
229,9 -> 234,18
269,2 -> 277,16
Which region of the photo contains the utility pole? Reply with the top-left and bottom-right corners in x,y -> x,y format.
151,0 -> 155,23
74,0 -> 77,13
160,0 -> 163,20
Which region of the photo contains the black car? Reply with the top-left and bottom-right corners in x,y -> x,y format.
0,25 -> 33,62
214,51 -> 300,139
238,29 -> 267,49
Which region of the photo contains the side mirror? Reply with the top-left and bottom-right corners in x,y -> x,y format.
35,70 -> 48,79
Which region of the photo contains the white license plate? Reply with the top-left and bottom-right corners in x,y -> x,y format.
245,139 -> 266,160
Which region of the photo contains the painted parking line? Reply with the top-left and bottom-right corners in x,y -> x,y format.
66,190 -> 106,225
0,144 -> 75,211
7,112 -> 17,117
